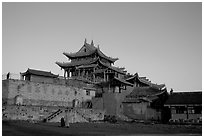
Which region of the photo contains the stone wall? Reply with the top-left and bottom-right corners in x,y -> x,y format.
2,105 -> 105,123
2,79 -> 95,107
2,105 -> 60,121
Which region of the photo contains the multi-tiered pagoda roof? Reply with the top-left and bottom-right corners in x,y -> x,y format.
56,39 -> 126,82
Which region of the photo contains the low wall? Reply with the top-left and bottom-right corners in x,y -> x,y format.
2,105 -> 61,121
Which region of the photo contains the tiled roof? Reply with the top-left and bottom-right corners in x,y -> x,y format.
113,77 -> 134,86
126,87 -> 166,98
126,73 -> 166,90
21,68 -> 58,78
165,92 -> 202,105
56,58 -> 99,68
99,61 -> 126,74
63,49 -> 96,59
96,48 -> 118,62
62,41 -> 118,63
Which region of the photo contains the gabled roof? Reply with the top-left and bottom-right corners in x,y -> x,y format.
126,73 -> 166,90
165,92 -> 202,105
63,40 -> 118,63
21,68 -> 58,78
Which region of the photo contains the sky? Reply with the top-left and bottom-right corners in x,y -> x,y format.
2,2 -> 202,92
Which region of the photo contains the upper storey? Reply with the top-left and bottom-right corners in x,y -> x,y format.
63,39 -> 119,64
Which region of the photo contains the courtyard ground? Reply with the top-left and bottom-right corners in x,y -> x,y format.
2,120 -> 202,136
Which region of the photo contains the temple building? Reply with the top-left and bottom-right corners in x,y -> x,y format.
56,39 -> 127,83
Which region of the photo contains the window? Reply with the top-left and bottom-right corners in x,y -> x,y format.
188,107 -> 195,114
175,106 -> 186,114
84,48 -> 86,52
75,91 -> 77,96
86,90 -> 90,96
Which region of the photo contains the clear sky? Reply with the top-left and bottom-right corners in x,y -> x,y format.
2,2 -> 202,92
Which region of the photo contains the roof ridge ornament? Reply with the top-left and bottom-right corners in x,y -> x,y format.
91,40 -> 94,46
84,38 -> 87,44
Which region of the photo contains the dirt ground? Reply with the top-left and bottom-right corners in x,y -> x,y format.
2,120 -> 202,136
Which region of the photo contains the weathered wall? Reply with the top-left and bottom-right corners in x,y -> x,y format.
103,92 -> 117,115
115,86 -> 134,116
123,102 -> 148,120
92,97 -> 103,110
2,105 -> 60,121
2,105 -> 105,122
123,102 -> 161,120
2,80 -> 9,105
3,79 -> 95,107
102,86 -> 134,116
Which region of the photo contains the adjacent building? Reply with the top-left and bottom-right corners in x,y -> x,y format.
164,91 -> 202,121
20,68 -> 59,83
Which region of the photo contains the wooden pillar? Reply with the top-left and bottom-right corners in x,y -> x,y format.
67,70 -> 68,78
93,68 -> 95,82
186,105 -> 189,120
64,69 -> 66,79
86,70 -> 88,79
83,69 -> 85,77
78,69 -> 80,77
104,71 -> 106,81
69,70 -> 72,77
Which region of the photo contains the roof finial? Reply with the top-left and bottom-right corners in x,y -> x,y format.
97,44 -> 100,49
84,38 -> 87,44
91,40 -> 94,46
